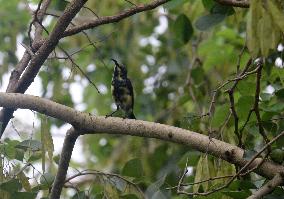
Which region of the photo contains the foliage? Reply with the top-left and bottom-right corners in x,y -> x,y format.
1,0 -> 284,198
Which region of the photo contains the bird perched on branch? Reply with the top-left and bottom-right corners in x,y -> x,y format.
107,59 -> 136,119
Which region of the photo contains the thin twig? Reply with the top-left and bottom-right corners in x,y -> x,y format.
167,174 -> 234,190
253,60 -> 270,145
64,169 -> 144,197
21,43 -> 35,56
177,158 -> 189,193
175,131 -> 284,196
28,0 -> 44,49
247,173 -> 284,199
63,0 -> 170,37
58,46 -> 100,93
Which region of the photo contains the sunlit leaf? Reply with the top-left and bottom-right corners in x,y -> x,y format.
17,171 -> 31,192
258,10 -> 273,57
246,0 -> 261,57
267,0 -> 284,33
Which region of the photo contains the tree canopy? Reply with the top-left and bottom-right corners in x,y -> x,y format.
1,0 -> 284,199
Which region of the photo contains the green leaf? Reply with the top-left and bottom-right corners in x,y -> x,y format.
202,0 -> 215,10
173,14 -> 193,44
14,148 -> 24,161
211,104 -> 230,127
71,191 -> 87,199
28,151 -> 42,162
246,0 -> 261,57
53,154 -> 60,165
261,103 -> 284,113
164,0 -> 189,10
191,67 -> 205,84
267,0 -> 284,33
275,88 -> 284,99
210,3 -> 235,15
122,158 -> 143,178
3,139 -> 19,159
40,173 -> 55,187
194,155 -> 216,192
260,93 -> 273,102
236,96 -> 254,118
237,81 -> 255,96
17,171 -> 31,192
228,180 -> 241,190
261,111 -> 278,121
270,149 -> 284,164
41,116 -> 54,172
120,194 -> 139,199
104,183 -> 120,199
15,140 -> 42,151
195,14 -> 225,31
262,121 -> 278,134
0,179 -> 22,193
10,192 -> 37,199
259,11 -> 273,57
268,187 -> 284,198
178,151 -> 200,167
239,180 -> 257,190
222,190 -> 251,199
41,118 -> 46,173
31,184 -> 49,191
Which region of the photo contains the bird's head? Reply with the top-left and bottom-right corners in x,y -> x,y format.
111,59 -> 127,79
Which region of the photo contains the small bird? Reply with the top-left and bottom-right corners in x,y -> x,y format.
107,59 -> 136,119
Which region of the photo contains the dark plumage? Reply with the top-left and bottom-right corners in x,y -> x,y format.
107,59 -> 136,119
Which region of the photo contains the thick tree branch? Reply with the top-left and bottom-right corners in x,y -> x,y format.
247,173 -> 284,199
0,0 -> 88,137
0,0 -> 170,137
63,0 -> 170,37
50,127 -> 79,199
0,0 -> 51,137
0,92 -> 283,180
214,0 -> 250,8
6,0 -> 50,93
34,0 -> 52,39
16,0 -> 87,93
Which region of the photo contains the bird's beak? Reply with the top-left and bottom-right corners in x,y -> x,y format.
111,58 -> 122,69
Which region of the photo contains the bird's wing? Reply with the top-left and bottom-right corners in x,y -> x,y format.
126,78 -> 134,108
